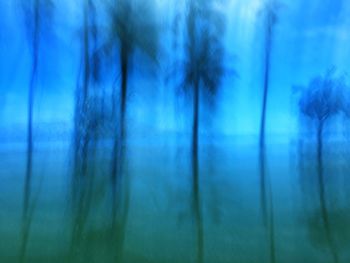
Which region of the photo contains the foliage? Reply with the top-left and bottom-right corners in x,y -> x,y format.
297,68 -> 347,122
104,0 -> 159,66
20,0 -> 55,44
181,0 -> 227,106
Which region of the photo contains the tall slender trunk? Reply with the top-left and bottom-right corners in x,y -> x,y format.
259,149 -> 276,263
80,0 -> 91,178
259,7 -> 273,149
259,5 -> 273,222
73,0 -> 91,181
119,44 -> 128,160
24,0 -> 39,220
70,2 -> 92,260
111,43 -> 128,183
111,42 -> 130,263
192,77 -> 203,263
316,120 -> 338,263
21,0 -> 40,261
259,7 -> 275,263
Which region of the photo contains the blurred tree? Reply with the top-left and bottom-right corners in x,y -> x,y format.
182,0 -> 226,262
70,1 -> 102,261
102,0 -> 159,261
298,68 -> 345,142
21,0 -> 54,212
19,0 -> 54,261
257,2 -> 283,262
259,0 -> 280,148
296,68 -> 347,263
104,0 -> 158,181
73,0 -> 101,179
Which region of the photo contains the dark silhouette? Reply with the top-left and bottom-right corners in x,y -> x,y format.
19,0 -> 54,261
257,1 -> 281,262
296,68 -> 347,263
259,1 -> 279,148
103,1 -> 159,260
73,0 -> 102,179
70,0 -> 106,261
105,0 -> 158,182
183,0 -> 226,262
22,0 -> 40,229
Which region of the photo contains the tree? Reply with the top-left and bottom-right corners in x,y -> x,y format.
73,0 -> 102,180
296,68 -> 347,263
298,68 -> 345,145
70,1 -> 107,260
103,0 -> 159,260
257,2 -> 282,262
19,0 -> 54,261
182,0 -> 226,262
259,0 -> 281,148
104,0 -> 158,181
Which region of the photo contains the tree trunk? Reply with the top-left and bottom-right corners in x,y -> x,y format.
192,77 -> 203,263
111,42 -> 130,263
259,147 -> 275,263
111,43 -> 128,183
21,0 -> 40,261
69,1 -> 92,261
316,120 -> 338,263
259,7 -> 273,149
258,8 -> 276,263
80,0 -> 91,178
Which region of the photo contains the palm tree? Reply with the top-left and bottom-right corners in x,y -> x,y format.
104,0 -> 158,181
103,0 -> 159,260
298,68 -> 345,156
19,0 -> 54,261
297,68 -> 346,263
182,0 -> 226,262
257,2 -> 281,262
259,0 -> 280,149
21,0 -> 39,224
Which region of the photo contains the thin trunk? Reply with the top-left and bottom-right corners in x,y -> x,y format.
259,8 -> 273,149
72,0 -> 92,212
316,121 -> 338,263
21,0 -> 40,261
111,42 -> 130,263
69,2 -> 92,260
258,7 -> 276,263
192,77 -> 203,263
120,45 -> 128,161
80,0 -> 91,178
24,0 -> 39,220
259,148 -> 276,263
111,44 -> 128,183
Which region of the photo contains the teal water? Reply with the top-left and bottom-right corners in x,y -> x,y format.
1,138 -> 350,263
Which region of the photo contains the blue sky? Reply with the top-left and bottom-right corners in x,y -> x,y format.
0,0 -> 349,137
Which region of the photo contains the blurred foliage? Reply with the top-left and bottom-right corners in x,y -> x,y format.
296,68 -> 348,123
